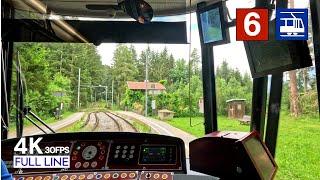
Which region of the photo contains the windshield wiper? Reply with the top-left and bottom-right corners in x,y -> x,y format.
23,107 -> 56,134
15,52 -> 55,137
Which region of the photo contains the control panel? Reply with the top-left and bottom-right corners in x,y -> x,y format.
13,171 -> 174,180
2,132 -> 186,178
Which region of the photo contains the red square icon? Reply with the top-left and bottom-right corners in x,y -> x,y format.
236,9 -> 269,41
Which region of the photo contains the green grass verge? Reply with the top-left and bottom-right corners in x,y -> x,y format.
132,121 -> 151,133
167,114 -> 320,180
59,112 -> 89,132
167,116 -> 250,137
275,114 -> 320,179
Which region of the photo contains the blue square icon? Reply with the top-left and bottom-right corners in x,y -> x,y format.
276,8 -> 308,40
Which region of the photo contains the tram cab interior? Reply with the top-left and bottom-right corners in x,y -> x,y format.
1,0 -> 320,180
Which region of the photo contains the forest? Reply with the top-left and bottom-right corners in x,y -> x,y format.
10,42 -> 318,122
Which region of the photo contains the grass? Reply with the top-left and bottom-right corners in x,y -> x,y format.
132,121 -> 151,133
167,114 -> 320,180
58,111 -> 90,132
275,114 -> 320,179
167,116 -> 250,137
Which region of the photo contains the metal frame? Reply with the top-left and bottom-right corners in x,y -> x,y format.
15,52 -> 24,137
201,44 -> 218,133
1,42 -> 13,140
1,2 -> 14,140
310,0 -> 320,114
265,73 -> 283,157
250,77 -> 268,137
197,2 -> 218,134
264,0 -> 287,157
249,0 -> 272,140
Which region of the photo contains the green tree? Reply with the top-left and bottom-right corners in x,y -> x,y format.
190,48 -> 201,76
169,59 -> 188,84
112,45 -> 139,105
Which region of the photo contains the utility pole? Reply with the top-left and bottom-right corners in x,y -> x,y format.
90,87 -> 93,102
60,53 -> 63,73
145,52 -> 148,117
105,86 -> 108,105
112,80 -> 114,107
77,68 -> 81,109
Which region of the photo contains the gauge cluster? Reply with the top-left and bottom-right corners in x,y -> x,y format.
70,141 -> 109,170
2,132 -> 186,175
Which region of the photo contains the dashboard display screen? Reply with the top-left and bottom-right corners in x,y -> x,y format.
244,137 -> 276,180
197,1 -> 230,46
139,146 -> 176,164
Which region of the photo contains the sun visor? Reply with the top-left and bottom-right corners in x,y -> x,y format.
67,20 -> 188,45
2,19 -> 187,45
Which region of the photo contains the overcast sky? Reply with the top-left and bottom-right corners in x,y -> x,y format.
97,0 -> 309,76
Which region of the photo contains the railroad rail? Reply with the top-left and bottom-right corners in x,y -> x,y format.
82,111 -> 137,132
105,111 -> 137,132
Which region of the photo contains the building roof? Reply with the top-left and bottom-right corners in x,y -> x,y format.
226,99 -> 246,103
158,109 -> 175,113
127,81 -> 166,90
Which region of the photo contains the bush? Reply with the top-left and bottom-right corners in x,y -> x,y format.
299,90 -> 319,116
133,102 -> 144,114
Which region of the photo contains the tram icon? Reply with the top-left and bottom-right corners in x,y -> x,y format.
276,9 -> 308,40
279,12 -> 305,37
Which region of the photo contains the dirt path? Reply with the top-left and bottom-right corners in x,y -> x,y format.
116,111 -> 196,157
8,112 -> 84,138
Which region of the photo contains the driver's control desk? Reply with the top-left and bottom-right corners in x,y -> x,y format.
2,132 -> 187,180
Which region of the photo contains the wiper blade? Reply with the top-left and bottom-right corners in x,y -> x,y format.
23,107 -> 56,134
24,115 -> 48,134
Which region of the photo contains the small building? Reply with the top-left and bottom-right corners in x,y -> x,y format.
127,81 -> 166,95
158,109 -> 175,120
226,99 -> 246,119
199,97 -> 204,113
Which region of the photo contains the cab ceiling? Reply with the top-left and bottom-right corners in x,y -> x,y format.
14,0 -> 214,18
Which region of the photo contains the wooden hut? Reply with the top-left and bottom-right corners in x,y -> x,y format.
158,109 -> 175,120
226,99 -> 246,119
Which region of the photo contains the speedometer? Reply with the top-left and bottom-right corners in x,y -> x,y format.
82,145 -> 98,160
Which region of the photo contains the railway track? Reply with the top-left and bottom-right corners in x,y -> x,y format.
105,111 -> 137,132
83,111 -> 137,132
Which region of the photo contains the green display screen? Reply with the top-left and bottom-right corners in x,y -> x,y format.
200,7 -> 223,44
139,146 -> 176,164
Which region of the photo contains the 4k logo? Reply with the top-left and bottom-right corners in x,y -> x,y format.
14,137 -> 43,154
